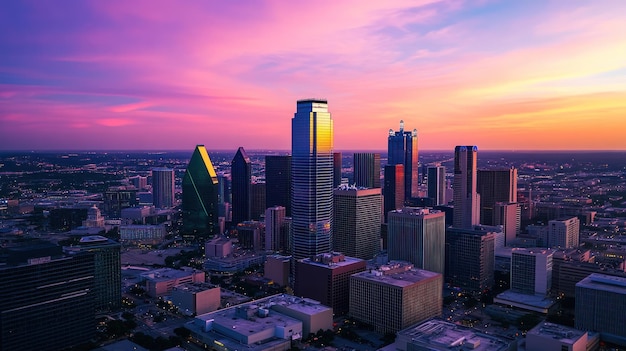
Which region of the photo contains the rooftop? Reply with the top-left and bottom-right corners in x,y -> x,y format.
141,267 -> 200,282
352,262 -> 441,288
494,290 -> 556,313
577,273 -> 626,293
173,282 -> 219,294
527,322 -> 586,343
300,252 -> 365,269
397,319 -> 513,351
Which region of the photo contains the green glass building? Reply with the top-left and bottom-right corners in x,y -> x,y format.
182,145 -> 220,239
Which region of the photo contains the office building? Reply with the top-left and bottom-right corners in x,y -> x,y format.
333,152 -> 342,188
383,164 -> 404,222
250,182 -> 266,220
265,206 -> 288,252
388,120 -> 418,201
349,262 -> 442,333
477,168 -> 517,225
103,187 -> 138,218
526,322 -> 591,351
171,282 -> 221,316
445,227 -> 495,292
511,248 -> 553,295
141,267 -> 206,297
182,145 -> 220,239
548,217 -> 580,249
231,147 -> 252,226
395,319 -> 516,351
264,254 -> 291,287
0,241 -> 95,351
294,253 -> 366,315
333,186 -> 381,260
120,224 -> 167,244
71,235 -> 121,311
291,99 -> 334,259
427,165 -> 446,206
353,152 -> 381,188
387,207 -> 445,274
265,155 -> 291,216
576,274 -> 626,346
205,237 -> 233,258
129,175 -> 148,190
453,145 -> 480,229
237,220 -> 264,251
494,202 -> 521,246
152,167 -> 175,208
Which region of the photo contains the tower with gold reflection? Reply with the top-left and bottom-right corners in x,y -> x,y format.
291,99 -> 334,259
182,145 -> 219,239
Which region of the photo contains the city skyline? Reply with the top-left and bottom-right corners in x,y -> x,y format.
2,1 -> 626,151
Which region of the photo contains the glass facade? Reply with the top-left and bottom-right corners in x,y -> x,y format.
387,121 -> 418,201
265,155 -> 292,216
152,167 -> 175,208
453,145 -> 479,229
182,145 -> 219,239
231,147 -> 252,226
291,99 -> 333,259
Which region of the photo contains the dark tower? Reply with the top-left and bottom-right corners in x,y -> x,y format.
383,164 -> 404,223
265,155 -> 292,216
354,152 -> 381,188
182,145 -> 219,239
387,120 -> 418,202
231,147 -> 252,226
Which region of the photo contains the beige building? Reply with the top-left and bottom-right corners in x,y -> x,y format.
171,282 -> 220,316
349,261 -> 442,333
527,322 -> 591,351
141,267 -> 205,297
264,254 -> 291,287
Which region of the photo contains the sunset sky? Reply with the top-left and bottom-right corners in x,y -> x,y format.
1,1 -> 626,151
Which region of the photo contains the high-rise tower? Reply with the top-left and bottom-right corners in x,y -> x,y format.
427,165 -> 446,206
354,153 -> 381,188
477,168 -> 517,225
182,145 -> 219,239
388,120 -> 418,202
291,99 -> 334,259
453,146 -> 479,229
383,164 -> 404,223
265,155 -> 292,216
231,147 -> 252,226
152,167 -> 175,208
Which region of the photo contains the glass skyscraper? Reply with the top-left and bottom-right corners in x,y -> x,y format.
231,146 -> 251,226
453,145 -> 479,229
182,145 -> 219,239
387,120 -> 418,202
291,99 -> 333,259
152,167 -> 175,208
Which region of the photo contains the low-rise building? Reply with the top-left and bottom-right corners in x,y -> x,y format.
171,282 -> 220,316
526,322 -> 593,351
141,267 -> 205,297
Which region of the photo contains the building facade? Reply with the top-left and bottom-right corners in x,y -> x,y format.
453,145 -> 480,229
353,152 -> 381,188
511,248 -> 554,295
477,168 -> 517,225
576,273 -> 626,345
388,120 -> 418,201
333,186 -> 382,260
291,99 -> 334,259
445,227 -> 495,292
182,145 -> 219,239
427,165 -> 446,206
152,167 -> 175,208
548,217 -> 580,249
265,206 -> 288,252
231,147 -> 252,226
387,207 -> 445,274
383,164 -> 404,223
265,155 -> 292,216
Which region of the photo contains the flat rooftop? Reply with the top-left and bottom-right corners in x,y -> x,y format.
397,319 -> 513,351
141,267 -> 200,282
300,253 -> 365,270
173,282 -> 218,294
577,273 -> 626,294
196,306 -> 300,336
527,322 -> 586,343
494,290 -> 556,313
351,267 -> 440,288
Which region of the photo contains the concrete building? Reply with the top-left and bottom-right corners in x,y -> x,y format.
349,262 -> 442,333
204,252 -> 265,275
394,319 -> 516,351
511,248 -> 554,295
152,167 -> 175,208
141,267 -> 205,297
264,254 -> 291,287
445,227 -> 495,292
353,152 -> 381,188
265,155 -> 291,216
576,273 -> 626,346
237,220 -> 264,251
205,237 -> 233,258
294,252 -> 366,315
171,282 -> 220,316
187,295 -> 332,351
548,217 -> 580,249
526,322 -> 590,351
333,186 -> 382,260
265,206 -> 288,252
453,145 -> 480,229
120,224 -> 167,244
493,202 -> 521,246
388,207 -> 446,274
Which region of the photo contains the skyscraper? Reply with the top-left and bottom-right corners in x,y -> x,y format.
152,167 -> 175,208
0,241 -> 95,351
548,217 -> 580,249
477,168 -> 517,225
265,206 -> 288,252
494,202 -> 521,246
427,165 -> 446,206
445,227 -> 495,292
383,164 -> 404,223
231,147 -> 251,226
353,152 -> 381,188
576,274 -> 626,345
388,120 -> 418,201
511,248 -> 553,295
250,182 -> 266,220
265,155 -> 291,216
453,146 -> 480,229
333,152 -> 342,188
387,207 -> 446,274
182,145 -> 219,239
333,186 -> 382,260
291,99 -> 334,259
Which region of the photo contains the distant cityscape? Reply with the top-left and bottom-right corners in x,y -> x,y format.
2,100 -> 626,351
